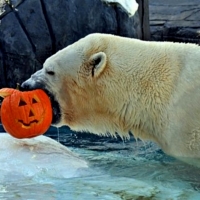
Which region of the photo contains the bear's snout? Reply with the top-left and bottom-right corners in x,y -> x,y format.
21,80 -> 33,90
21,70 -> 45,91
21,79 -> 44,91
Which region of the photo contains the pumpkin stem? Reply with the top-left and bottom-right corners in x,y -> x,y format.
16,83 -> 20,90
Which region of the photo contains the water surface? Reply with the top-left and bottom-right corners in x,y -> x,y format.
0,127 -> 200,199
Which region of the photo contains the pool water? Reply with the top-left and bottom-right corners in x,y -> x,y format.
0,127 -> 200,200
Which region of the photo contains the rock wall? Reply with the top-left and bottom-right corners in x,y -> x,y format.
0,0 -> 142,88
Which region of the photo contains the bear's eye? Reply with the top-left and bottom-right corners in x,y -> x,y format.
46,70 -> 55,76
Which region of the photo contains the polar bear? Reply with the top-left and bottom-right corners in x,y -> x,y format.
22,33 -> 200,166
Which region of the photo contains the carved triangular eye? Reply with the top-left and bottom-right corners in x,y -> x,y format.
19,98 -> 27,106
32,98 -> 38,104
29,109 -> 34,117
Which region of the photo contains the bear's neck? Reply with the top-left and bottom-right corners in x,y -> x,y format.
113,91 -> 169,144
117,71 -> 174,145
129,103 -> 168,144
123,50 -> 179,145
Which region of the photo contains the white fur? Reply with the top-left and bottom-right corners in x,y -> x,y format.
24,33 -> 200,166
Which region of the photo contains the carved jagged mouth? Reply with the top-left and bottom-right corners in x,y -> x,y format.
19,84 -> 61,125
18,119 -> 40,129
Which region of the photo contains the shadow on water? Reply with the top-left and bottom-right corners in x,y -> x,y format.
0,125 -> 200,199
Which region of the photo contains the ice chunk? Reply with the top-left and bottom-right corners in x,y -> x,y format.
0,133 -> 88,181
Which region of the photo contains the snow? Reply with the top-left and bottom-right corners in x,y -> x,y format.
101,0 -> 138,16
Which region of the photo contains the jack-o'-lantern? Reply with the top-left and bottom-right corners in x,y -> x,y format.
0,88 -> 52,139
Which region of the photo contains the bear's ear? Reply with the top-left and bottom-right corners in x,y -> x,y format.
89,52 -> 107,77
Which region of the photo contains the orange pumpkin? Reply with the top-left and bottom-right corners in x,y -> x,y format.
0,88 -> 52,139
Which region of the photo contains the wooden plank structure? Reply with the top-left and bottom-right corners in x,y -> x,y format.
136,0 -> 151,40
149,0 -> 200,44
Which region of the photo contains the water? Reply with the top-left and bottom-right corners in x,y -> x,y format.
57,127 -> 60,143
0,128 -> 200,200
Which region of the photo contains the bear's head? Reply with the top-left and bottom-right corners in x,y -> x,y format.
22,34 -> 138,138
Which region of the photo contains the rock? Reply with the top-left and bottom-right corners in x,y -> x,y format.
0,0 -> 141,88
15,0 -> 52,66
149,0 -> 200,43
0,11 -> 36,87
0,133 -> 88,181
0,49 -> 6,87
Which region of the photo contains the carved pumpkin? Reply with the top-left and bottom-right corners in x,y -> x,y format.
0,88 -> 52,139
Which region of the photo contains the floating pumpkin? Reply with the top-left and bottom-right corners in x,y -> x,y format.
0,88 -> 52,139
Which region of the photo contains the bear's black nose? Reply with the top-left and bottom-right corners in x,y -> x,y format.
21,81 -> 32,91
21,82 -> 28,90
21,78 -> 44,91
